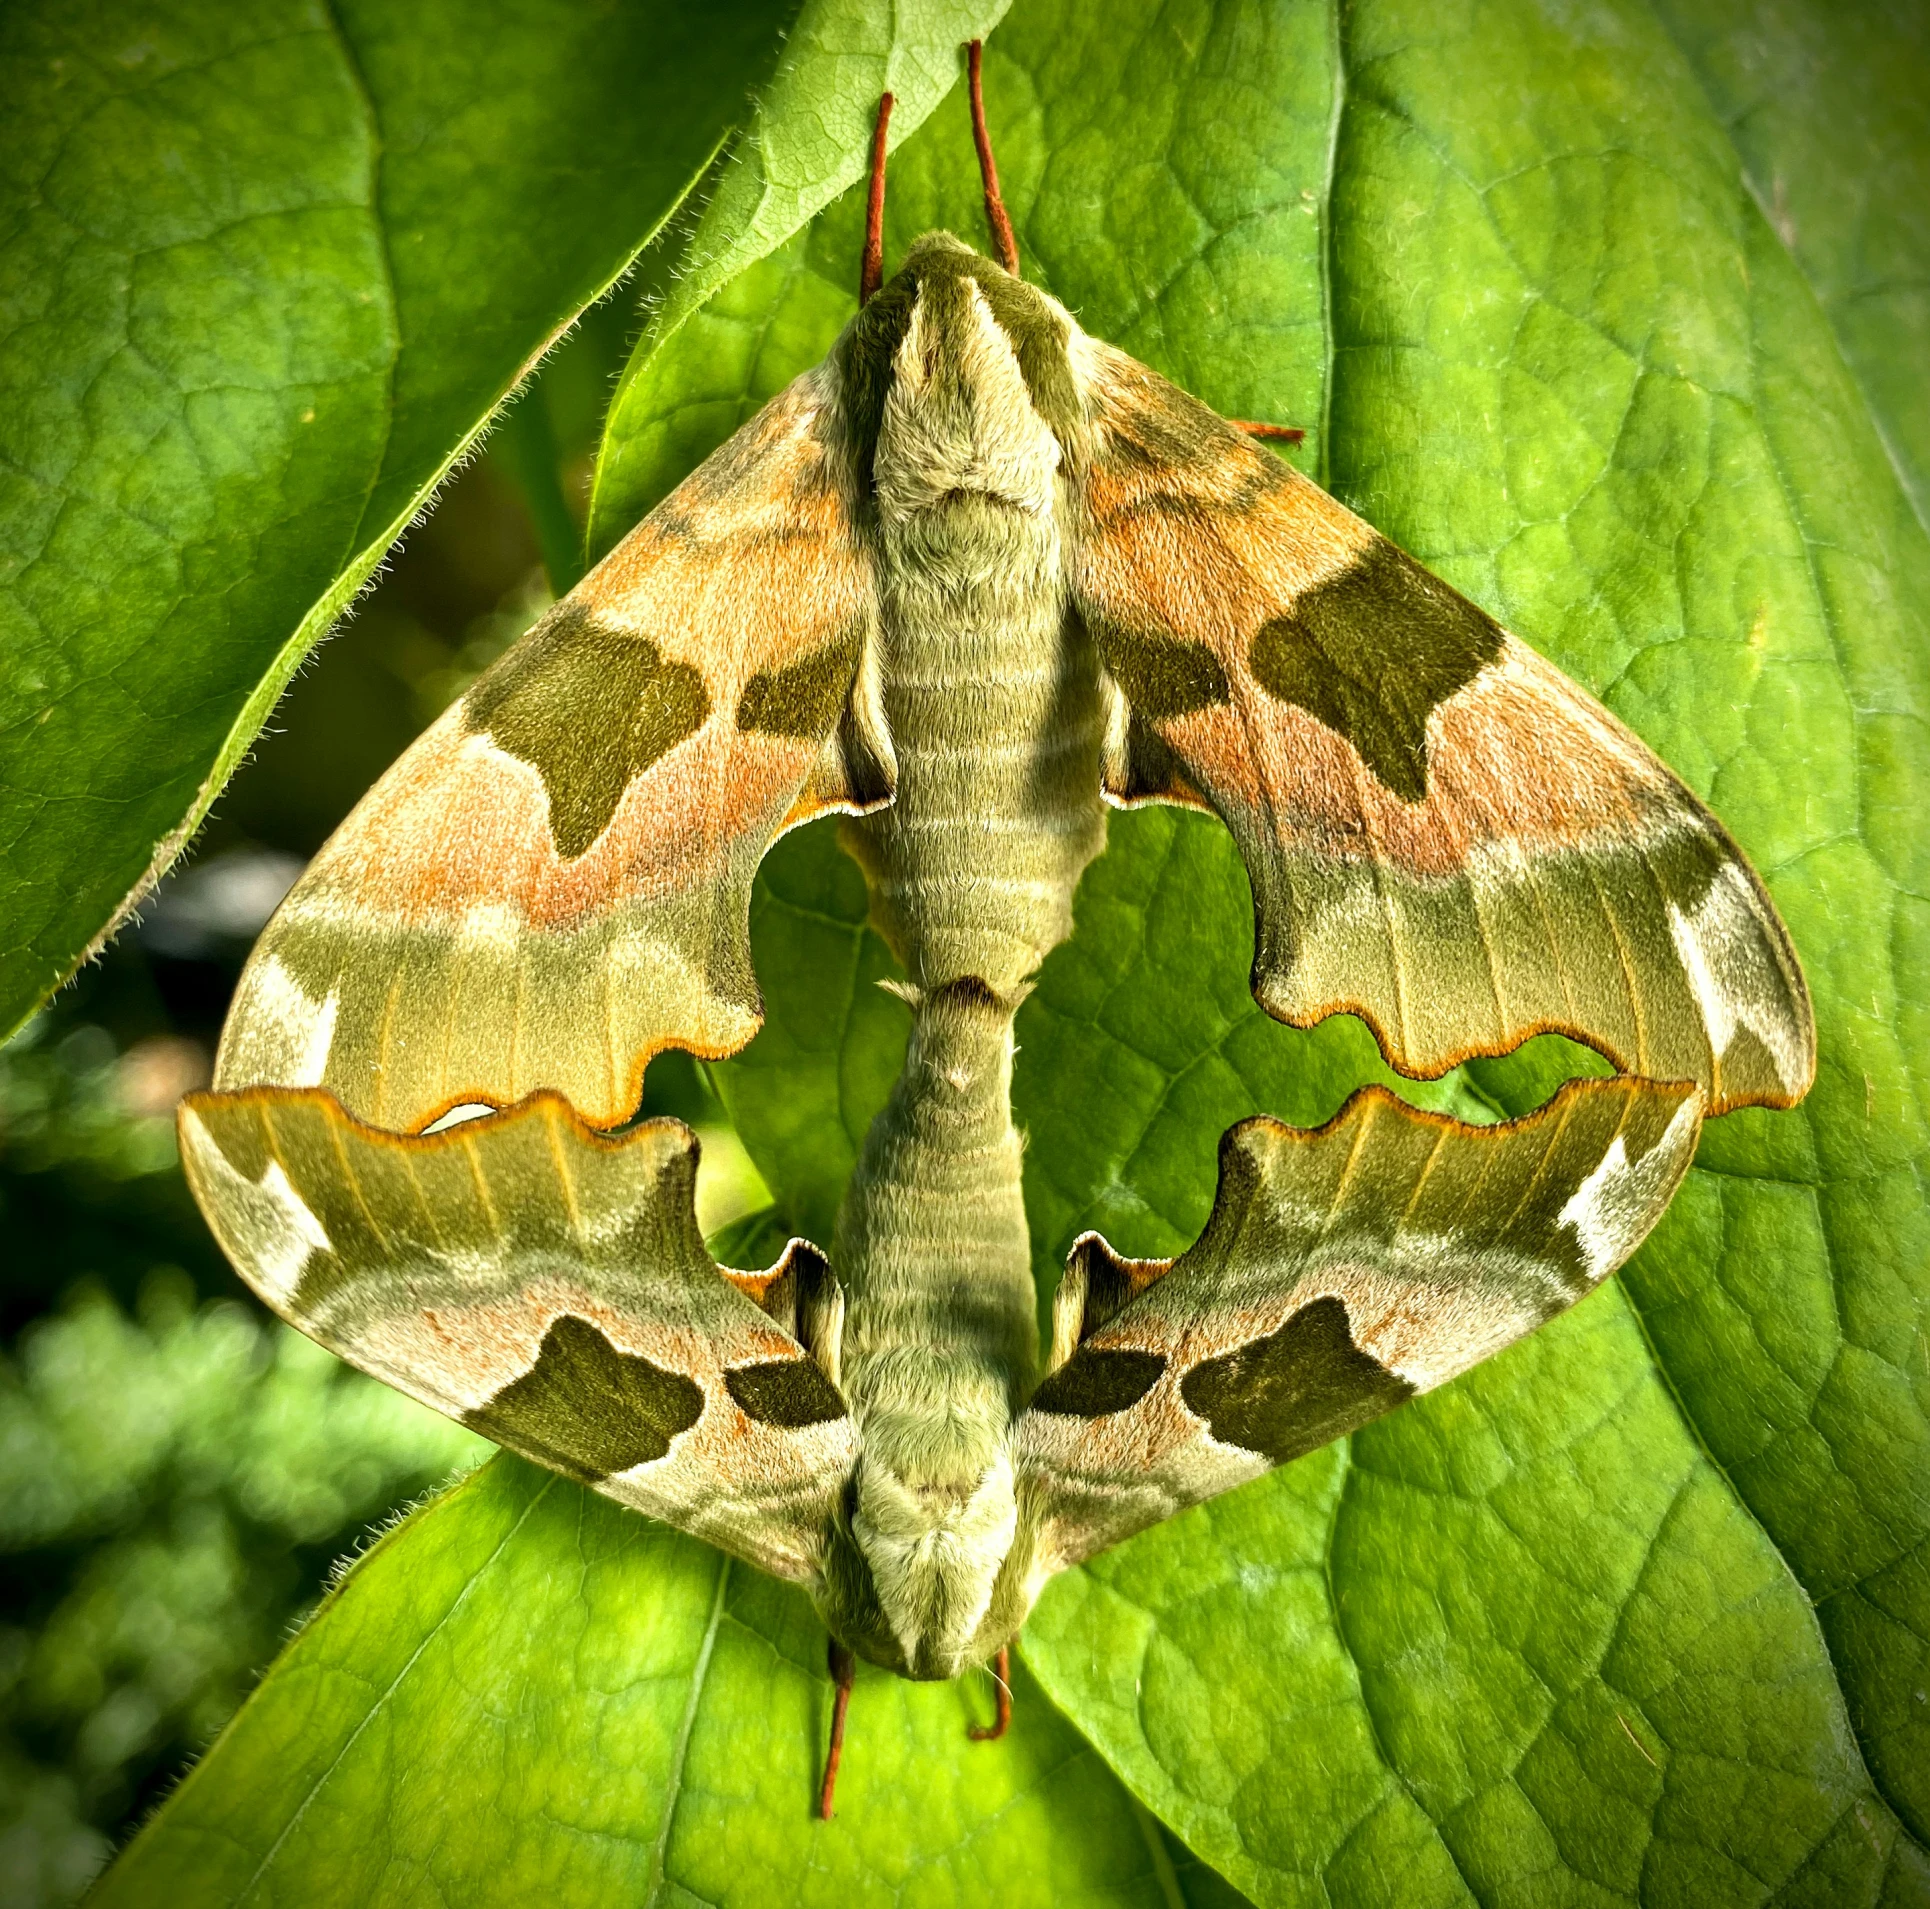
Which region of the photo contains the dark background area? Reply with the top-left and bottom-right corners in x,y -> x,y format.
0,298 -> 742,1905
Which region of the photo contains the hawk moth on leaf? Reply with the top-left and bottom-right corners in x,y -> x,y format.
179,45 -> 1812,1812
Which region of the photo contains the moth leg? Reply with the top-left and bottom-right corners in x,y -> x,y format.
965,40 -> 1020,276
818,1638 -> 857,1820
967,1644 -> 1013,1742
1229,419 -> 1306,443
859,91 -> 893,305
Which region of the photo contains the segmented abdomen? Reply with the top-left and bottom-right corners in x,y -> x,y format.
846,498 -> 1106,998
834,493 -> 1106,1452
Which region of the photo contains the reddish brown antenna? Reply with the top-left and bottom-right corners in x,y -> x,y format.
859,91 -> 894,306
966,41 -> 1020,276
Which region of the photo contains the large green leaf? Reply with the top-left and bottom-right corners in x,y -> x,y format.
94,1453 -> 1223,1907
605,0 -> 1930,1900
87,0 -> 1929,1902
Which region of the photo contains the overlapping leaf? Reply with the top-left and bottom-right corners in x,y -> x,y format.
0,0 -> 1020,1042
0,0 -> 787,1035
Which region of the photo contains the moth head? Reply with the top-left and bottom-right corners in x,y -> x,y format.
815,1449 -> 1046,1680
837,231 -> 1090,515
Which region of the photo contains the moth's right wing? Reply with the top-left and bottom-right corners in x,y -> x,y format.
218,363 -> 889,1134
1069,340 -> 1813,1115
179,1088 -> 855,1582
1016,1077 -> 1700,1571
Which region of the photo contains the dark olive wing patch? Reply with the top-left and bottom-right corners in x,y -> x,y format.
1072,337 -> 1814,1113
213,365 -> 878,1136
1177,1296 -> 1414,1463
464,603 -> 711,859
1246,540 -> 1503,803
468,1314 -> 703,1480
1082,620 -> 1231,721
1029,1347 -> 1168,1418
725,1358 -> 848,1428
735,622 -> 866,739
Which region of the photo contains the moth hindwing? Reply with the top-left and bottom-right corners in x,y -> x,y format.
178,1086 -> 854,1582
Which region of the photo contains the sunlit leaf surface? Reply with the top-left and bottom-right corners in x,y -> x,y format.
95,1456 -> 1232,1908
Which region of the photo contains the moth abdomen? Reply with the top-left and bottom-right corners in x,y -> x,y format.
815,221 -> 1129,1680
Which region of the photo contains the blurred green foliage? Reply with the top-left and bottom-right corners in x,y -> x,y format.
0,1270 -> 484,1906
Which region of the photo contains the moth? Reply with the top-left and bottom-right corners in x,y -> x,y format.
180,45 -> 1813,1814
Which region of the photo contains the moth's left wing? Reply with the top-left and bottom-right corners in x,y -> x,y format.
1070,340 -> 1813,1115
1016,1077 -> 1699,1570
178,1088 -> 855,1581
216,364 -> 887,1135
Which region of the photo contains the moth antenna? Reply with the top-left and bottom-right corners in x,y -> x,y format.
860,92 -> 893,306
967,1643 -> 1013,1742
1231,419 -> 1307,443
818,1639 -> 857,1819
966,41 -> 1020,277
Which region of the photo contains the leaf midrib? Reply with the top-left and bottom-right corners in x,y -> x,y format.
644,1550 -> 733,1906
314,0 -> 400,575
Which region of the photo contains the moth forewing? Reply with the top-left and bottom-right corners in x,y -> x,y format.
1068,345 -> 1815,1116
215,363 -> 880,1137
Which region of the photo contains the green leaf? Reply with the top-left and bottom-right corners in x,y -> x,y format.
93,1455 -> 1235,1908
0,0 -> 798,1038
84,0 -> 1929,1900
593,0 -> 1930,1898
1027,1299 -> 1925,1906
1651,0 -> 1930,533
